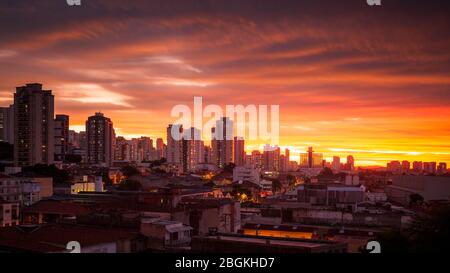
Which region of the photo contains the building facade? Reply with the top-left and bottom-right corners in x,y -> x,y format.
13,83 -> 54,167
86,112 -> 115,167
0,105 -> 14,144
54,114 -> 69,162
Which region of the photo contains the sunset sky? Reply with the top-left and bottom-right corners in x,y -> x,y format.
0,0 -> 449,166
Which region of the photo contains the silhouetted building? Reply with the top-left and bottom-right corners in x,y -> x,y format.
86,112 -> 115,167
412,161 -> 423,173
156,138 -> 165,160
0,105 -> 14,144
332,156 -> 341,171
437,162 -> 448,175
347,155 -> 355,171
114,136 -> 129,161
234,137 -> 245,166
182,127 -> 204,172
166,124 -> 183,172
401,160 -> 410,173
263,145 -> 280,172
54,114 -> 69,162
212,117 -> 233,168
423,162 -> 437,174
13,83 -> 54,167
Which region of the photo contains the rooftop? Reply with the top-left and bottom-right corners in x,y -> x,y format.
0,224 -> 139,253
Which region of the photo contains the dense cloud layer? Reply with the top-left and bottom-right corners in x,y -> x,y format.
0,0 -> 449,165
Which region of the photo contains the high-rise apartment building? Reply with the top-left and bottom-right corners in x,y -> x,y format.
347,155 -> 355,171
181,127 -> 204,173
86,112 -> 115,167
114,136 -> 130,161
299,148 -> 323,169
234,137 -> 245,166
13,83 -> 54,167
250,150 -> 263,169
332,156 -> 341,171
166,124 -> 183,171
211,117 -> 233,168
437,163 -> 447,175
423,162 -> 437,174
54,114 -> 69,162
412,161 -> 423,173
263,144 -> 281,172
0,105 -> 14,144
156,138 -> 165,160
401,160 -> 410,173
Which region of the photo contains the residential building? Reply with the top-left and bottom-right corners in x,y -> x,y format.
211,117 -> 233,168
13,83 -> 54,167
234,137 -> 245,166
54,114 -> 69,162
0,105 -> 14,144
86,112 -> 115,167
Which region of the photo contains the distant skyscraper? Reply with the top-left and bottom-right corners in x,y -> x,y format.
284,148 -> 290,171
114,136 -> 130,161
156,138 -> 165,160
347,155 -> 355,171
86,112 -> 115,167
279,154 -> 286,172
204,145 -> 212,164
263,144 -> 280,172
212,117 -> 233,168
54,114 -> 69,162
423,162 -> 437,174
166,124 -> 183,167
332,156 -> 341,171
0,105 -> 14,144
78,131 -> 87,151
250,150 -> 263,169
137,136 -> 153,161
401,160 -> 410,173
387,161 -> 401,173
412,161 -> 423,173
307,147 -> 314,168
182,127 -> 203,172
313,153 -> 324,168
68,130 -> 80,149
13,83 -> 54,167
234,137 -> 245,166
437,162 -> 447,175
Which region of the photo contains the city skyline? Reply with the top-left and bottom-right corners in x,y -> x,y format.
2,84 -> 449,167
1,0 -> 449,166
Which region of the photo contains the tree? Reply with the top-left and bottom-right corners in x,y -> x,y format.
121,165 -> 140,178
23,164 -> 71,185
117,179 -> 142,191
409,193 -> 424,206
272,179 -> 282,193
142,158 -> 167,167
286,174 -> 297,187
224,163 -> 236,173
151,168 -> 167,175
319,167 -> 334,177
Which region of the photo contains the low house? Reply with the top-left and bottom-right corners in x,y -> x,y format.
140,218 -> 192,250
